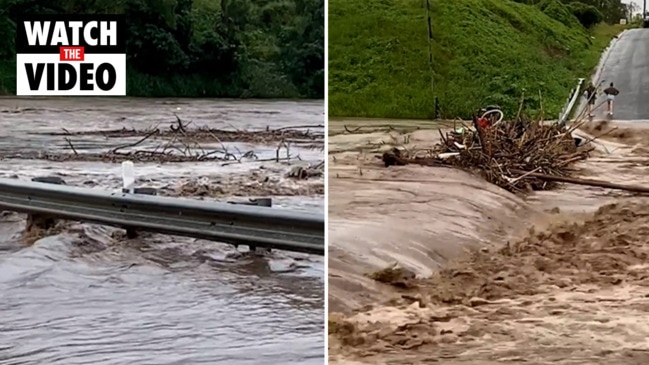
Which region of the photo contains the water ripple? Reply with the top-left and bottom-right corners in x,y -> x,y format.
0,98 -> 324,365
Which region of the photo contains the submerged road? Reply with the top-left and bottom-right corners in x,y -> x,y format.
593,29 -> 649,120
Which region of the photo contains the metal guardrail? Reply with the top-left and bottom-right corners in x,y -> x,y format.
0,177 -> 324,255
558,77 -> 584,124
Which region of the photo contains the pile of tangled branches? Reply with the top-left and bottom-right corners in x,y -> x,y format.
383,117 -> 594,193
7,115 -> 323,165
53,115 -> 324,147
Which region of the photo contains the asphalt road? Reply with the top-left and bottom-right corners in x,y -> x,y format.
593,29 -> 649,120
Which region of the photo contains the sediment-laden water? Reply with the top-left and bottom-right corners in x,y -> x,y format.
0,97 -> 325,365
327,118 -> 649,364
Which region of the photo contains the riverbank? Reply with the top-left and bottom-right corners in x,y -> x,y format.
328,0 -> 625,119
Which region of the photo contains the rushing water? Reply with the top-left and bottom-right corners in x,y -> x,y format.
327,118 -> 649,314
0,97 -> 325,365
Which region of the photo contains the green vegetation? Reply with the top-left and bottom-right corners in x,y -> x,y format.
0,0 -> 324,98
328,0 -> 627,119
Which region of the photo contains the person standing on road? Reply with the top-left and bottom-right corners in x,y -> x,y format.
583,81 -> 597,117
603,82 -> 620,116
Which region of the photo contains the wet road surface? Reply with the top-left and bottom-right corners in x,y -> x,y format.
592,29 -> 649,120
0,97 -> 324,364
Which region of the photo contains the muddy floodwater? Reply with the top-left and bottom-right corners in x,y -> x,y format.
0,97 -> 325,364
328,118 -> 649,364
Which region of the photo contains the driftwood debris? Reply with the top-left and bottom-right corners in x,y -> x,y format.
11,116 -> 323,165
381,148 -> 408,167
286,161 -> 325,180
379,108 -> 649,195
509,170 -> 649,194
51,117 -> 324,146
383,115 -> 593,193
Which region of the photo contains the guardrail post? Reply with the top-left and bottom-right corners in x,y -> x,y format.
122,187 -> 157,238
228,198 -> 273,253
27,176 -> 66,231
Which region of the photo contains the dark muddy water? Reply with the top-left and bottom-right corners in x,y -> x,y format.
0,97 -> 325,364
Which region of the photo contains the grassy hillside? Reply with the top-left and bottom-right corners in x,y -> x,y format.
328,0 -> 623,119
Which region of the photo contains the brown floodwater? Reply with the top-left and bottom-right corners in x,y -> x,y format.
0,97 -> 324,365
327,118 -> 649,364
328,118 -> 649,312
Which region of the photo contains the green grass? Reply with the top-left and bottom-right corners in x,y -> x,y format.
328,0 -> 625,119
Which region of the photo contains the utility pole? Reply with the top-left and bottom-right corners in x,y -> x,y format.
426,0 -> 433,94
644,0 -> 647,18
425,0 -> 438,118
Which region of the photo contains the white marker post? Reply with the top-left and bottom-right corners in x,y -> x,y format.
121,160 -> 135,194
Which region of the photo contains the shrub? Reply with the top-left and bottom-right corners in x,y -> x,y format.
538,0 -> 579,27
568,2 -> 604,29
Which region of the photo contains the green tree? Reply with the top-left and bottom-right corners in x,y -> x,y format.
0,0 -> 324,98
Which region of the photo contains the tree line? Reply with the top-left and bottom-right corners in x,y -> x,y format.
513,0 -> 635,28
0,0 -> 324,98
